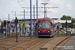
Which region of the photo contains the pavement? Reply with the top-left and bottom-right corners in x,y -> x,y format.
0,33 -> 5,38
40,36 -> 70,50
58,36 -> 75,50
0,36 -> 70,50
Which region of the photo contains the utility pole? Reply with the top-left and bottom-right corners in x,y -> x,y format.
8,14 -> 10,37
5,19 -> 8,38
36,0 -> 38,22
73,18 -> 74,28
41,3 -> 48,18
24,9 -> 25,37
33,5 -> 35,37
0,20 -> 1,29
66,18 -> 67,36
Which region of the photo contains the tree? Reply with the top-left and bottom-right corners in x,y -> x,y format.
1,22 -> 3,29
61,15 -> 71,20
60,15 -> 73,28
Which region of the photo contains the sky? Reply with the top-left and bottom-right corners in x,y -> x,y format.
0,0 -> 75,21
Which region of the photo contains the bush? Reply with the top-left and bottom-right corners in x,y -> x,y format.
70,33 -> 75,36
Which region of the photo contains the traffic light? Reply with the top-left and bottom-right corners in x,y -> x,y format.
15,17 -> 18,24
4,20 -> 6,26
7,21 -> 10,24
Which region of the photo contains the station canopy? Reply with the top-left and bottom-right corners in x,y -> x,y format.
52,20 -> 71,23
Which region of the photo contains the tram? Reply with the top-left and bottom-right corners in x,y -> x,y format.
37,18 -> 53,37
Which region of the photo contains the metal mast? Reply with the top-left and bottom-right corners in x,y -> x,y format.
41,3 -> 48,18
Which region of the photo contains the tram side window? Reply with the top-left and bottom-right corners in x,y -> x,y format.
51,22 -> 52,31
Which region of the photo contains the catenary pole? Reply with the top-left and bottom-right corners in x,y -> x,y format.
33,5 -> 35,37
30,0 -> 32,38
24,9 -> 25,37
36,0 -> 38,22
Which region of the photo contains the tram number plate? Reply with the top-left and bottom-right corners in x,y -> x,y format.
43,31 -> 45,32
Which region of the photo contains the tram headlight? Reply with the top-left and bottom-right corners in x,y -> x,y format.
38,31 -> 40,32
48,31 -> 50,32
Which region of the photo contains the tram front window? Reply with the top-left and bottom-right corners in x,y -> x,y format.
38,21 -> 50,29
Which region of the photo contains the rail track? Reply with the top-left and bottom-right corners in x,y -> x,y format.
0,37 -> 52,50
8,38 -> 51,50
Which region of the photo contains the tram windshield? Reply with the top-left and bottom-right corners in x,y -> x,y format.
38,21 -> 50,29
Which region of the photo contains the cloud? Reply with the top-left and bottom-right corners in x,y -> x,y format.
66,4 -> 72,11
18,9 -> 23,11
0,0 -> 15,5
51,0 -> 64,8
63,13 -> 67,15
47,4 -> 53,7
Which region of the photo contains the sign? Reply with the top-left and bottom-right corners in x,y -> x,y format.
71,31 -> 75,34
33,26 -> 35,29
53,20 -> 71,23
10,22 -> 15,28
18,21 -> 30,24
58,22 -> 61,26
15,17 -> 18,24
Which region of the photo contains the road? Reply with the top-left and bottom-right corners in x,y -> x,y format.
59,36 -> 75,50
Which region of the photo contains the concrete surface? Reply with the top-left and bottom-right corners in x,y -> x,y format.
59,36 -> 75,50
40,36 -> 70,50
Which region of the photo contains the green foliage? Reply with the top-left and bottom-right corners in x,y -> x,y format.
70,33 -> 75,36
1,22 -> 3,29
61,15 -> 71,20
60,15 -> 73,28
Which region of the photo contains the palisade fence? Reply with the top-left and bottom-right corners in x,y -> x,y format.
53,30 -> 71,36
